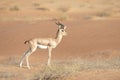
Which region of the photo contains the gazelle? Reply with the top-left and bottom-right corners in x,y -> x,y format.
19,22 -> 67,69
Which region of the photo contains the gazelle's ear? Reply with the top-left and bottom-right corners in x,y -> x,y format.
55,20 -> 61,25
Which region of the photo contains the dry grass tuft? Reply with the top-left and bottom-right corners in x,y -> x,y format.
0,50 -> 120,80
33,3 -> 41,7
0,72 -> 18,78
58,6 -> 70,13
1,56 -> 19,66
9,6 -> 20,11
35,7 -> 49,11
95,12 -> 111,17
33,55 -> 120,80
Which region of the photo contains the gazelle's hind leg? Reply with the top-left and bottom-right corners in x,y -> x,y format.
20,46 -> 37,69
20,49 -> 31,68
25,47 -> 37,69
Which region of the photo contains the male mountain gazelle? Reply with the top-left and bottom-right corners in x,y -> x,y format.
19,22 -> 67,69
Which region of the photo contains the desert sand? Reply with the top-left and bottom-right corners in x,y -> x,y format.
0,0 -> 120,80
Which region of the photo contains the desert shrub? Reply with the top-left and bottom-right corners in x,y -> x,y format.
33,3 -> 40,7
9,6 -> 19,11
33,54 -> 120,80
1,56 -> 19,66
33,3 -> 49,11
58,6 -> 70,12
0,72 -> 18,78
84,16 -> 92,20
35,7 -> 49,11
96,12 -> 110,17
59,14 -> 69,20
33,61 -> 81,80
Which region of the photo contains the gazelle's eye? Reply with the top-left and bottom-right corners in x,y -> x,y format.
61,30 -> 64,32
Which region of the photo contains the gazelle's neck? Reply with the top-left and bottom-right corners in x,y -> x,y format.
55,29 -> 63,44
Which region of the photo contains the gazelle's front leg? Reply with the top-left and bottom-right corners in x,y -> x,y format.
47,47 -> 52,66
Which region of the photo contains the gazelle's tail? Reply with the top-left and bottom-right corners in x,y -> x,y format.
24,40 -> 29,44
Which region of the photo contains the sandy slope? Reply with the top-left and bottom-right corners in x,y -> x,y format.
0,19 -> 120,58
0,19 -> 120,79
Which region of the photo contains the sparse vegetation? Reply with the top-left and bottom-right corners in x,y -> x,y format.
5,56 -> 19,65
33,56 -> 120,80
84,16 -> 92,20
96,12 -> 111,17
35,7 -> 49,11
58,6 -> 70,12
0,50 -> 120,80
9,6 -> 20,11
33,3 -> 49,11
59,14 -> 70,20
0,56 -> 19,66
0,0 -> 119,21
33,3 -> 41,7
0,72 -> 18,78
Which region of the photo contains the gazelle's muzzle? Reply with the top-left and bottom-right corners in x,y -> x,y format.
64,32 -> 67,36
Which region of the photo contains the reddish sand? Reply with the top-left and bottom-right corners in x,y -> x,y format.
0,19 -> 120,59
0,0 -> 120,79
0,19 -> 120,80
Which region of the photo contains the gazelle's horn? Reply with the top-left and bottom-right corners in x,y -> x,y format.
55,21 -> 66,29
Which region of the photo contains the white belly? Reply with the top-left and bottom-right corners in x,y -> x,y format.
37,45 -> 48,49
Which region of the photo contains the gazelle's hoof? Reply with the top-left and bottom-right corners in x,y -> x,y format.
19,64 -> 22,68
47,63 -> 51,66
27,66 -> 31,69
